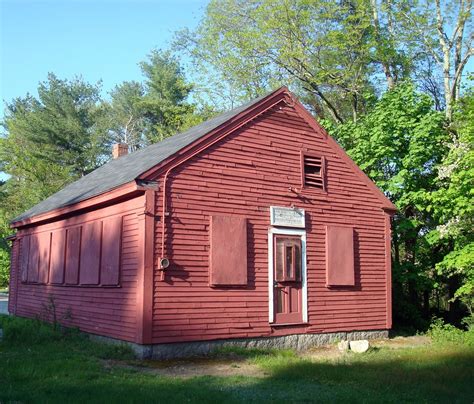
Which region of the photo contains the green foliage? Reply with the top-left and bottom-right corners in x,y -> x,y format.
0,249 -> 9,287
99,50 -> 210,149
176,0 -> 385,121
327,83 -> 449,327
2,74 -> 107,178
0,74 -> 107,216
427,84 -> 474,314
100,81 -> 147,151
428,318 -> 474,346
139,50 -> 199,143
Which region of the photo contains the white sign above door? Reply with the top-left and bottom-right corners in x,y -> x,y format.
270,206 -> 305,228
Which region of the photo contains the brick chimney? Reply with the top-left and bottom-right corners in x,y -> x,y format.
112,143 -> 128,159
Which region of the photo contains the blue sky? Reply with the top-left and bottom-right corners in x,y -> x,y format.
1,0 -> 207,107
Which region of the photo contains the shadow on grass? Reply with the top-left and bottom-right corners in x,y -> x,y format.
1,315 -> 473,403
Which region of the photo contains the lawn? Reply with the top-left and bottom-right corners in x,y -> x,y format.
1,315 -> 473,403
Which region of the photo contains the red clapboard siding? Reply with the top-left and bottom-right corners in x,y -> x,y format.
11,196 -> 144,343
151,103 -> 390,344
210,215 -> 247,286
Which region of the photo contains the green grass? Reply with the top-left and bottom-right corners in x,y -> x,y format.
1,315 -> 473,403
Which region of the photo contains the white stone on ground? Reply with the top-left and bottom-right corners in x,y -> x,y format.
349,340 -> 370,353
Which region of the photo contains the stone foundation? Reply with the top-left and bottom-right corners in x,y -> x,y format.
90,330 -> 389,360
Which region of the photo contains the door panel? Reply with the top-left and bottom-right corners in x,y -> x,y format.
273,235 -> 303,324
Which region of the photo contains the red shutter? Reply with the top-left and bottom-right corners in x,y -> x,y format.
79,221 -> 102,285
210,215 -> 247,286
27,234 -> 40,283
100,216 -> 122,286
65,226 -> 81,284
326,226 -> 355,286
50,230 -> 66,284
20,236 -> 30,283
37,232 -> 51,284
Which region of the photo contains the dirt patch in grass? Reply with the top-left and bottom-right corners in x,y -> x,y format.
104,336 -> 432,379
104,356 -> 269,379
302,335 -> 431,361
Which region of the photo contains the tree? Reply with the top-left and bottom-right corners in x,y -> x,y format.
176,0 -> 391,123
428,81 -> 474,319
327,83 -> 449,327
174,0 -> 432,121
397,0 -> 473,122
1,74 -> 107,179
139,50 -> 200,142
100,81 -> 147,152
100,50 -> 206,148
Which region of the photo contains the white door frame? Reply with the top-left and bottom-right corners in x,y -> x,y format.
268,227 -> 308,323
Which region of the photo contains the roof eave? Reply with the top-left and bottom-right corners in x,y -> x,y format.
10,180 -> 148,229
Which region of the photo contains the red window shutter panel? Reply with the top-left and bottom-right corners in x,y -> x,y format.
210,215 -> 247,286
37,232 -> 51,284
100,216 -> 122,286
79,221 -> 102,285
27,234 -> 40,283
65,226 -> 81,285
50,230 -> 66,284
326,226 -> 355,286
20,236 -> 30,283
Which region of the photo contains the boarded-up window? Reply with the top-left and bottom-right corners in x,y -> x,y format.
326,226 -> 355,286
100,216 -> 122,286
79,221 -> 102,285
65,227 -> 81,285
302,153 -> 326,190
21,215 -> 123,287
27,234 -> 40,283
20,236 -> 30,283
37,232 -> 51,284
210,215 -> 247,286
50,230 -> 66,284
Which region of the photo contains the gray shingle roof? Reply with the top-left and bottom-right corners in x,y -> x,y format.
13,91 -> 273,223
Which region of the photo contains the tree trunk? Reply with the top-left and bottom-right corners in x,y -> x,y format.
370,0 -> 396,89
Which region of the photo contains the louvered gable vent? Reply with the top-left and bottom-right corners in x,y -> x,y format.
303,153 -> 325,190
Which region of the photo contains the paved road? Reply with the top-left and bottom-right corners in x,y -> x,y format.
0,295 -> 8,315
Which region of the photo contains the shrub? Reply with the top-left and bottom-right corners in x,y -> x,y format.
428,317 -> 474,346
0,249 -> 10,288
